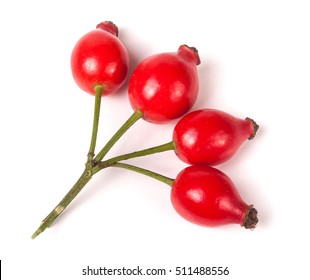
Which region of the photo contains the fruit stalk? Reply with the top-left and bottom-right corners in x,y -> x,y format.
101,141 -> 175,165
111,162 -> 174,186
88,85 -> 104,161
93,110 -> 143,162
31,168 -> 95,239
32,85 -> 104,239
31,157 -> 172,239
32,104 -> 156,239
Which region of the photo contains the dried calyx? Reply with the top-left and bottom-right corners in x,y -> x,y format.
242,206 -> 258,229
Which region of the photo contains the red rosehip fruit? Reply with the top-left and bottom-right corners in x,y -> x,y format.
71,21 -> 129,96
173,109 -> 259,165
170,165 -> 258,229
128,45 -> 200,123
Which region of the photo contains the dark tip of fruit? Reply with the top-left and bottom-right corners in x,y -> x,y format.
96,21 -> 119,37
242,206 -> 258,229
246,117 -> 259,140
178,44 -> 201,65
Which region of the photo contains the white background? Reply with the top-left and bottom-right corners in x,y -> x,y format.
0,0 -> 309,279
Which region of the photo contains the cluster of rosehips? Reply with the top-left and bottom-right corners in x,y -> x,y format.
32,21 -> 259,239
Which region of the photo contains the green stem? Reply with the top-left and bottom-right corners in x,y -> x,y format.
93,110 -> 143,162
31,167 -> 97,239
88,85 -> 104,161
111,162 -> 174,186
32,85 -> 106,239
101,141 -> 175,166
31,155 -> 174,239
31,140 -> 174,239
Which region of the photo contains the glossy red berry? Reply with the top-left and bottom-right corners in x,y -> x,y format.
128,45 -> 200,123
171,165 -> 258,229
173,109 -> 259,166
71,21 -> 129,96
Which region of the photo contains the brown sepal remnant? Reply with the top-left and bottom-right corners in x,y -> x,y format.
242,206 -> 258,229
246,117 -> 259,140
96,21 -> 119,37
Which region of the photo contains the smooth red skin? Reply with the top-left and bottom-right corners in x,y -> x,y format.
173,109 -> 255,165
171,165 -> 250,227
71,25 -> 129,96
128,45 -> 199,123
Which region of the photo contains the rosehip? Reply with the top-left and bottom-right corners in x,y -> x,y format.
170,165 -> 258,229
128,45 -> 200,123
172,109 -> 259,165
71,21 -> 129,96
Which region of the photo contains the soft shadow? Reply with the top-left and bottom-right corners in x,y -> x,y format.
193,57 -> 221,110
